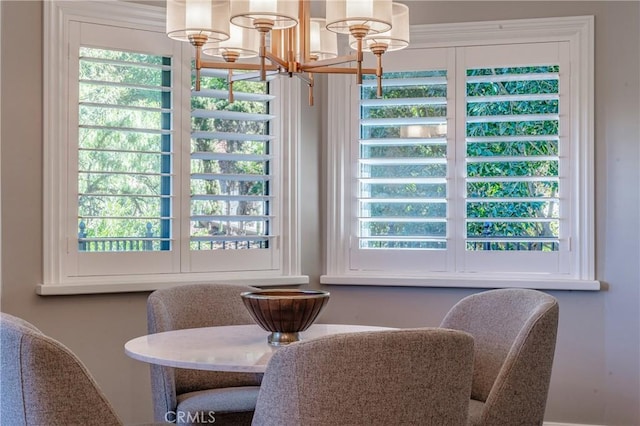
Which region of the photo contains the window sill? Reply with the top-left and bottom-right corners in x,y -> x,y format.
320,274 -> 600,291
37,275 -> 310,296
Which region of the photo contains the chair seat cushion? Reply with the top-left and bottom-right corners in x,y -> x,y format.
468,398 -> 485,425
177,385 -> 260,414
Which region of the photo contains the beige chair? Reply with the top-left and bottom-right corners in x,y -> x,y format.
146,283 -> 263,425
440,288 -> 559,426
0,312 -> 122,426
252,328 -> 476,426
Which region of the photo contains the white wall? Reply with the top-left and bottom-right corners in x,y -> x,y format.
1,1 -> 638,425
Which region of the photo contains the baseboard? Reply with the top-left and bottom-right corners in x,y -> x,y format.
544,422 -> 605,426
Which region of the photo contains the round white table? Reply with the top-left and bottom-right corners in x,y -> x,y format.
125,324 -> 393,373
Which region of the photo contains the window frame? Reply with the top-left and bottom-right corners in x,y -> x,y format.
40,1 -> 306,295
322,16 -> 599,290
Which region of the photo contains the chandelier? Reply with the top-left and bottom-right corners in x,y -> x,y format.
166,0 -> 410,104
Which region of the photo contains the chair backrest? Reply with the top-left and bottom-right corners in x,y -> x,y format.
252,328 -> 475,426
0,312 -> 122,426
147,283 -> 260,332
146,283 -> 263,420
440,288 -> 559,425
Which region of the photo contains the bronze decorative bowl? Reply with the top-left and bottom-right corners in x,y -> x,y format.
240,289 -> 330,346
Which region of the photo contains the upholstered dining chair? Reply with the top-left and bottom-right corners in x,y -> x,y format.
146,283 -> 263,425
0,312 -> 123,426
252,328 -> 476,426
440,288 -> 559,426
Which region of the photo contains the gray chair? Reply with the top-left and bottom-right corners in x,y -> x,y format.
0,312 -> 122,426
440,288 -> 559,426
252,328 -> 476,426
146,283 -> 263,425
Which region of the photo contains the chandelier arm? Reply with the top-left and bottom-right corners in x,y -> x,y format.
187,34 -> 208,91
300,54 -> 358,70
376,53 -> 383,97
300,66 -> 377,75
230,70 -> 280,82
264,52 -> 290,70
228,69 -> 234,103
259,31 -> 267,81
287,26 -> 297,71
369,43 -> 389,98
199,60 -> 279,72
356,37 -> 363,85
295,73 -> 312,85
195,44 -> 202,91
271,29 -> 283,59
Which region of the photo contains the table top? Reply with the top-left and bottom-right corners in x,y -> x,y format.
125,324 -> 394,373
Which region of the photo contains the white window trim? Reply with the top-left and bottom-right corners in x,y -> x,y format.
40,1 -> 307,295
0,1 -> 2,296
322,16 -> 599,291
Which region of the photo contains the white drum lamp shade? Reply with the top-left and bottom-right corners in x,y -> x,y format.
230,0 -> 299,30
310,18 -> 338,60
349,2 -> 410,52
166,0 -> 230,43
326,0 -> 392,35
202,24 -> 261,58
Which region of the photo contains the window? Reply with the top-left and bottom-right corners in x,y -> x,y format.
324,17 -> 598,290
41,1 -> 305,294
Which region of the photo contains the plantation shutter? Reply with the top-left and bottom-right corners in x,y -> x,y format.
348,43 -> 573,276
77,47 -> 173,253
458,42 -> 571,274
188,70 -> 278,272
350,48 -> 453,273
69,22 -> 180,277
